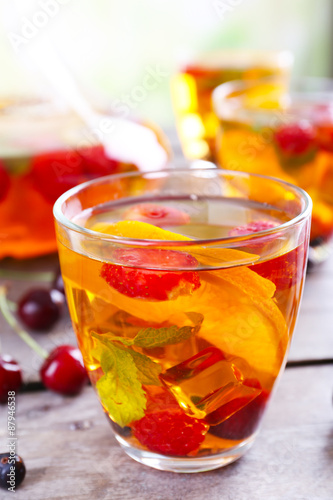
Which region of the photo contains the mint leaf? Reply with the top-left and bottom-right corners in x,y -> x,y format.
93,337 -> 146,427
127,349 -> 162,386
132,312 -> 204,349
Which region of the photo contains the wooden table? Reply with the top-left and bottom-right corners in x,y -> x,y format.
1,239 -> 333,500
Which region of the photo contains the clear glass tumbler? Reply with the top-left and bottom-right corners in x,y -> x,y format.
54,167 -> 311,472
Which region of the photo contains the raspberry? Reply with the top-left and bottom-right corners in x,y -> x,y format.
274,122 -> 317,167
124,203 -> 190,227
32,146 -> 120,203
229,220 -> 278,238
133,389 -> 208,456
32,149 -> 85,203
228,220 -> 279,248
78,145 -> 119,177
101,248 -> 200,301
209,380 -> 269,441
252,243 -> 306,291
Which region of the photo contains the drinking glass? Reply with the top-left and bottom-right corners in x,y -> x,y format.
54,167 -> 311,472
213,77 -> 333,264
171,50 -> 293,161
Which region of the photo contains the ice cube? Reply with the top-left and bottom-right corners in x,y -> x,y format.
159,347 -> 261,424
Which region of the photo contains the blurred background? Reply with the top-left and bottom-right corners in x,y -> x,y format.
0,0 -> 332,129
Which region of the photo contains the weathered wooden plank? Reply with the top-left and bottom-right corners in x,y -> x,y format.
0,365 -> 332,500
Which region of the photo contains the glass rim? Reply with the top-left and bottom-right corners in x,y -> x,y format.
177,49 -> 293,71
53,167 -> 312,247
213,75 -> 333,120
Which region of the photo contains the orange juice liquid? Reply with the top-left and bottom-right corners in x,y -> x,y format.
57,196 -> 307,459
216,116 -> 333,247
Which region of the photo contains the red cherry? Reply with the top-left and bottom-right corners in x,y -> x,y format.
18,289 -> 64,331
124,203 -> 190,227
101,248 -> 200,301
52,268 -> 66,297
0,355 -> 22,403
40,345 -> 88,395
209,380 -> 269,440
0,162 -> 10,203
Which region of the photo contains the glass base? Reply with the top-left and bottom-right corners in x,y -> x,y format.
115,434 -> 255,473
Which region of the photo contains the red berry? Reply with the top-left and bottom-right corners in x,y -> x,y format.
31,149 -> 85,203
101,248 -> 201,301
18,288 -> 64,331
312,104 -> 333,151
229,220 -> 278,238
133,389 -> 208,456
0,355 -> 22,403
40,345 -> 88,395
252,243 -> 306,291
124,203 -> 190,227
209,380 -> 269,440
0,162 -> 10,203
52,268 -> 66,297
79,145 -> 119,177
228,220 -> 279,248
274,122 -> 317,167
32,146 -> 121,203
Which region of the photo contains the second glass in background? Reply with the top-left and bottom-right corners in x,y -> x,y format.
213,77 -> 333,264
171,50 -> 293,161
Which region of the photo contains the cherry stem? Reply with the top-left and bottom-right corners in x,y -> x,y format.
0,285 -> 48,360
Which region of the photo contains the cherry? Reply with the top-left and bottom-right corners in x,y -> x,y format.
40,345 -> 88,395
0,453 -> 26,490
209,384 -> 269,441
18,288 -> 64,331
0,162 -> 10,203
52,268 -> 65,297
0,355 -> 22,404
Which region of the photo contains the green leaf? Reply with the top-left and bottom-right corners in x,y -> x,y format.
94,339 -> 146,427
127,349 -> 162,386
132,312 -> 204,349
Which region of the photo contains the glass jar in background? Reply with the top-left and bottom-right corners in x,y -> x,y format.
213,76 -> 333,264
170,50 -> 293,161
0,97 -> 169,259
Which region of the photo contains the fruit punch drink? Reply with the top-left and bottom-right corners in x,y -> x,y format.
171,50 -> 292,161
0,97 -> 168,259
54,168 -> 311,472
213,77 -> 333,264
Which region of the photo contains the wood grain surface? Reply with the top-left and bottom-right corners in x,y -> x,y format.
0,365 -> 332,500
